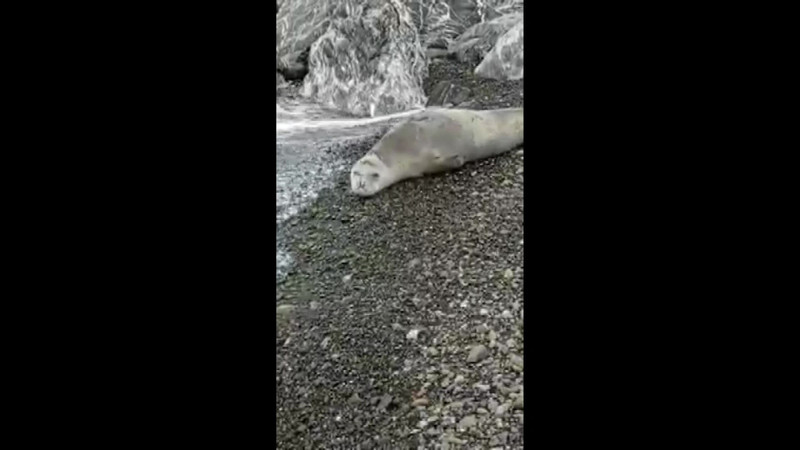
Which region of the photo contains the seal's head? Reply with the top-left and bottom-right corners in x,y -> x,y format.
350,153 -> 392,196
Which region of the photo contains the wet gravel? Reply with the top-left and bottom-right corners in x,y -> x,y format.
276,59 -> 524,449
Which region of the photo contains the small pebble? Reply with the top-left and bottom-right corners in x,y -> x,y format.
444,434 -> 466,444
509,353 -> 524,370
377,394 -> 393,411
467,344 -> 489,363
457,415 -> 477,431
412,398 -> 430,407
276,304 -> 295,316
495,403 -> 510,416
446,401 -> 463,411
513,394 -> 524,410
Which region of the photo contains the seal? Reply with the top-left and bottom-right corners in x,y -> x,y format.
350,107 -> 523,196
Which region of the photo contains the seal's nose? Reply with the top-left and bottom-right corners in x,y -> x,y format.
350,172 -> 363,194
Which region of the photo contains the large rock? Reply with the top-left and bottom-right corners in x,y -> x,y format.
448,12 -> 522,65
493,0 -> 525,15
406,0 -> 503,49
276,0 -> 337,78
475,20 -> 524,80
301,0 -> 428,116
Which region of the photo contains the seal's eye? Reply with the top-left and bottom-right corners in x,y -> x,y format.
370,173 -> 379,179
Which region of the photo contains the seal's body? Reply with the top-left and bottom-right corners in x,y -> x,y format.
350,107 -> 523,196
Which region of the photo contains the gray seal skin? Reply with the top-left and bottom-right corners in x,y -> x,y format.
350,107 -> 524,196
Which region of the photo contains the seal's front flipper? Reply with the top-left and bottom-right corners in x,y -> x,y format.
431,153 -> 465,173
445,154 -> 465,169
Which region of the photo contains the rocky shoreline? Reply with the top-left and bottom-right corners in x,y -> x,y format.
276,58 -> 524,449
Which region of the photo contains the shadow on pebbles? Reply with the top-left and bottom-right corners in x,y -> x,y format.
276,60 -> 524,449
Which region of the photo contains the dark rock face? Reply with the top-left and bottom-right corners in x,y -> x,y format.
424,58 -> 523,110
475,20 -> 524,80
426,80 -> 472,107
301,0 -> 427,117
448,12 -> 522,65
277,47 -> 310,81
